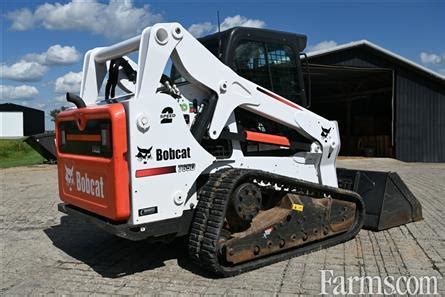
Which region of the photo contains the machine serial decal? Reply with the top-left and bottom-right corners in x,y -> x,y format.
160,107 -> 176,124
177,163 -> 196,172
136,146 -> 153,164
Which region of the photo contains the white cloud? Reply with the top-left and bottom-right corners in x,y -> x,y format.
308,41 -> 338,52
35,103 -> 47,109
0,85 -> 39,101
54,95 -> 68,103
1,45 -> 80,83
23,45 -> 81,65
188,22 -> 213,38
420,52 -> 444,65
6,8 -> 36,31
54,71 -> 82,94
6,0 -> 163,40
187,15 -> 266,37
220,15 -> 265,31
0,61 -> 48,82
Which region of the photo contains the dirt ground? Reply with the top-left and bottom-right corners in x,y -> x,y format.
1,158 -> 444,295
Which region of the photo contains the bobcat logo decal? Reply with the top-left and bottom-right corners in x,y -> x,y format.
65,165 -> 75,191
136,146 -> 153,164
321,127 -> 332,138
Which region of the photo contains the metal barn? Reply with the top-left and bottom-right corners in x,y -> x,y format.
0,103 -> 45,137
306,40 -> 445,162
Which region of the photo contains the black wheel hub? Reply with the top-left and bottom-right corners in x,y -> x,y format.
227,183 -> 262,228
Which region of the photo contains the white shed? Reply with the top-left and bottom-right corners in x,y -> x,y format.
0,103 -> 45,138
0,111 -> 24,137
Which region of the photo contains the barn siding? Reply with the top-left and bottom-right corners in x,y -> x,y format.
22,107 -> 45,136
309,46 -> 445,162
0,104 -> 44,136
395,72 -> 445,162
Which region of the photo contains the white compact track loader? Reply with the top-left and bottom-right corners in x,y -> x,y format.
56,23 -> 422,276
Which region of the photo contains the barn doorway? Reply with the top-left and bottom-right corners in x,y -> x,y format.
306,64 -> 394,157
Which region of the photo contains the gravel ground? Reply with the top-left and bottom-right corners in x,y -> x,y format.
1,158 -> 444,295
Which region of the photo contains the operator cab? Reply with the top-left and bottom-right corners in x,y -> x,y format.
174,27 -> 309,107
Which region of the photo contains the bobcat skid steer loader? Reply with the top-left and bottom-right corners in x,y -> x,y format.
56,23 -> 422,276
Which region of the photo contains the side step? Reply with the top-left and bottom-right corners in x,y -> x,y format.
337,168 -> 423,231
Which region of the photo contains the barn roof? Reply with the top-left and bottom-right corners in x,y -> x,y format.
307,40 -> 445,84
0,103 -> 44,113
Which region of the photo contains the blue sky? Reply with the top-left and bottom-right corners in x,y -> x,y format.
1,0 -> 444,130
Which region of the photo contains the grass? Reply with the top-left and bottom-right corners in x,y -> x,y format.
0,139 -> 45,169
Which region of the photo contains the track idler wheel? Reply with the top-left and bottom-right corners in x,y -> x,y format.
226,183 -> 262,231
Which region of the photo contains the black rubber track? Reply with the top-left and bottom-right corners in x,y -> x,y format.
188,168 -> 365,277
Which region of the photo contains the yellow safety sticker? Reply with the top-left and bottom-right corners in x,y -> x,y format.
292,203 -> 304,211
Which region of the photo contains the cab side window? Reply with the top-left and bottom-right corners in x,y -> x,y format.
267,43 -> 300,102
233,41 -> 271,90
233,40 -> 301,103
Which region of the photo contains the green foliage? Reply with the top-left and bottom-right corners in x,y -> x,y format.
49,106 -> 68,122
0,139 -> 44,168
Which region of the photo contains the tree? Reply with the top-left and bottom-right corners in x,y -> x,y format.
49,106 -> 68,122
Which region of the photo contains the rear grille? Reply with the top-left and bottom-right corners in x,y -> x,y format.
58,119 -> 112,158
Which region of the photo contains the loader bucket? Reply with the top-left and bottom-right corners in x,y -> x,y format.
336,168 -> 422,231
25,132 -> 57,163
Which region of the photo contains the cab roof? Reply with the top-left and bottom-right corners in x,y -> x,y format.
199,26 -> 308,53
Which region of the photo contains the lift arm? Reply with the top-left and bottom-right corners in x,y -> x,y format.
78,23 -> 340,186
